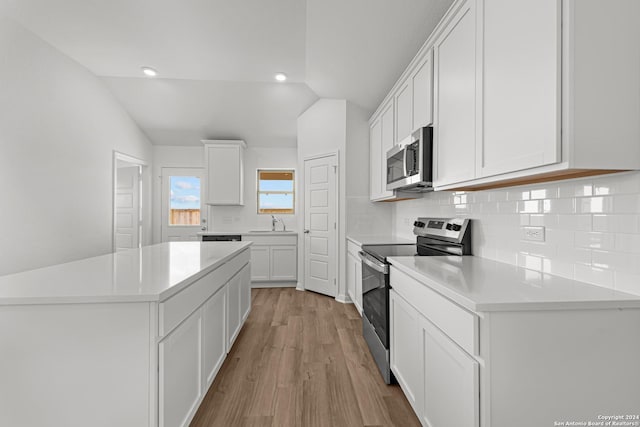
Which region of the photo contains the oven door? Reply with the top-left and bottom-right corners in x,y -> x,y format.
359,251 -> 389,347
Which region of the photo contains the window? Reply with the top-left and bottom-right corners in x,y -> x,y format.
257,170 -> 295,214
169,175 -> 201,225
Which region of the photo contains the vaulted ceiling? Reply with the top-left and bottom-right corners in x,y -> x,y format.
2,0 -> 453,146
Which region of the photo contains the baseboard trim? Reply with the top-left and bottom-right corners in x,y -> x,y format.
251,282 -> 297,289
335,293 -> 351,304
295,282 -> 305,291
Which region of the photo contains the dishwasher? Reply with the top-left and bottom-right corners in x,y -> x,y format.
201,235 -> 242,242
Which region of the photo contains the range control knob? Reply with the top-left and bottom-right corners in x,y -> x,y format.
414,221 -> 425,228
451,224 -> 462,232
445,223 -> 453,230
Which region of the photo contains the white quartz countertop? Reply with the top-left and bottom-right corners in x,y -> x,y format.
198,230 -> 297,236
388,256 -> 640,312
0,241 -> 252,305
347,234 -> 415,247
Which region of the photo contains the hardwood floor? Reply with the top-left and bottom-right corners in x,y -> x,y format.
190,288 -> 421,427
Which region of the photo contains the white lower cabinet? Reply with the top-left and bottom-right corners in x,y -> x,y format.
159,309 -> 203,427
420,315 -> 479,427
159,249 -> 251,427
389,290 -> 423,415
346,240 -> 363,314
248,235 -> 297,283
390,273 -> 480,427
250,246 -> 270,280
240,263 -> 251,321
226,271 -> 242,351
202,286 -> 226,389
270,246 -> 297,280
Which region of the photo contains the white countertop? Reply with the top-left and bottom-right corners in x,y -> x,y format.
0,241 -> 252,305
388,255 -> 640,312
199,230 -> 297,236
347,234 -> 415,247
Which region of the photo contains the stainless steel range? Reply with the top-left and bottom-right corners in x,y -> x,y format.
359,217 -> 471,384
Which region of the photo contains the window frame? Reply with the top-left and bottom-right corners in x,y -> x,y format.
256,169 -> 295,214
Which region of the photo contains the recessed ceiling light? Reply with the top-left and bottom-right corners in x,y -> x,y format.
141,67 -> 158,77
274,73 -> 287,82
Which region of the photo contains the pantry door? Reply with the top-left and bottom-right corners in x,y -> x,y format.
161,168 -> 207,242
303,153 -> 337,297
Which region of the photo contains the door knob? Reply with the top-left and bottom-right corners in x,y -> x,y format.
304,229 -> 310,234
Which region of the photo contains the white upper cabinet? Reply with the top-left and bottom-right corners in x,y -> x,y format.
395,80 -> 413,143
369,100 -> 397,201
433,0 -> 478,187
369,118 -> 383,201
480,0 -> 561,178
202,140 -> 246,205
371,0 -> 640,192
411,50 -> 434,129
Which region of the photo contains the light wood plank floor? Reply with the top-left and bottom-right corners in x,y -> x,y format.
190,288 -> 421,427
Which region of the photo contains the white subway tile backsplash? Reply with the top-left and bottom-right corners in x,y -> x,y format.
391,171 -> 640,295
542,198 -> 575,214
612,195 -> 640,213
557,214 -> 591,231
531,187 -> 558,200
614,233 -> 640,254
558,181 -> 593,198
519,200 -> 541,213
574,231 -> 615,250
576,196 -> 614,214
592,214 -> 639,233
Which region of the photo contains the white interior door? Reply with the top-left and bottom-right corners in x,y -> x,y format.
303,154 -> 337,297
161,167 -> 206,242
115,165 -> 141,251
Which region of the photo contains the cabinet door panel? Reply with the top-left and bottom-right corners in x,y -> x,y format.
412,51 -> 434,129
159,311 -> 202,427
395,80 -> 413,143
379,101 -> 395,199
434,0 -> 477,186
481,0 -> 560,177
354,257 -> 363,315
206,145 -> 242,205
421,316 -> 479,427
240,264 -> 251,321
270,245 -> 297,281
202,287 -> 226,389
346,252 -> 357,302
390,290 -> 422,415
250,246 -> 270,281
226,275 -> 241,351
369,119 -> 383,200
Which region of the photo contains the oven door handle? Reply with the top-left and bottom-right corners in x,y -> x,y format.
358,251 -> 388,274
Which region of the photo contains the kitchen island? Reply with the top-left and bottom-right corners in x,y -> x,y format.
0,241 -> 252,427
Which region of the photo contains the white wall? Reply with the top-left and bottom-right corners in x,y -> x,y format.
152,145 -> 298,242
345,101 -> 392,235
209,146 -> 299,231
0,18 -> 153,276
297,98 -> 391,301
392,171 -> 640,296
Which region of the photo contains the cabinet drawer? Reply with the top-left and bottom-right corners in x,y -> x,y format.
390,266 -> 478,355
243,235 -> 297,245
159,249 -> 250,337
347,240 -> 361,258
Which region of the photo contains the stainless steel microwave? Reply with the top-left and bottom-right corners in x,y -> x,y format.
386,126 -> 433,192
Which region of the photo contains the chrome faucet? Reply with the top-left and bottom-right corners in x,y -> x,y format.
271,215 -> 286,231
